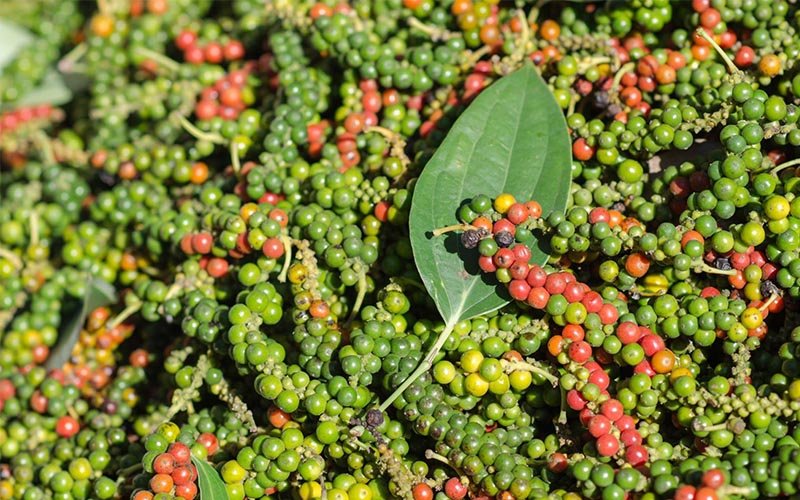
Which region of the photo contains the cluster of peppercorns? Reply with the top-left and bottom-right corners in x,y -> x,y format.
10,0 -> 800,499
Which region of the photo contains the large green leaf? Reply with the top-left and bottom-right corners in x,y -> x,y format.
15,69 -> 72,107
45,277 -> 116,370
0,19 -> 34,72
0,19 -> 73,108
409,63 -> 572,325
192,457 -> 230,500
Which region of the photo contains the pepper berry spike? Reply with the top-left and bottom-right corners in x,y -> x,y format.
444,192 -> 795,468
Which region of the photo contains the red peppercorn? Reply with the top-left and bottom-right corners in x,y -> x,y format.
478,255 -> 497,273
600,399 -> 623,421
175,30 -> 197,50
444,478 -> 467,500
568,341 -> 592,363
509,261 -> 530,281
588,415 -> 612,437
492,218 -> 515,236
506,203 -> 529,225
572,138 -> 594,161
153,453 -> 176,475
507,279 -> 531,301
223,40 -> 245,60
525,265 -> 547,288
595,434 -> 620,456
168,442 -> 191,465
566,389 -> 587,411
625,444 -> 649,466
492,248 -> 515,269
203,42 -> 224,64
56,415 -> 80,438
588,369 -> 610,390
511,244 -> 531,263
526,287 -> 549,309
262,237 -> 285,259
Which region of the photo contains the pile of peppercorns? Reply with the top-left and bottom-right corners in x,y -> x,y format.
7,0 -> 800,499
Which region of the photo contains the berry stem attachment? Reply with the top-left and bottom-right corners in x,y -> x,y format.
378,321 -> 456,412
694,28 -> 739,75
432,223 -> 477,237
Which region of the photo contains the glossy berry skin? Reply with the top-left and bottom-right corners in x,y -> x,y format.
56,416 -> 80,438
444,478 -> 467,500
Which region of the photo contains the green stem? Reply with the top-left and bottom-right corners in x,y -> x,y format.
557,386 -> 568,425
0,247 -> 22,270
58,42 -> 87,73
165,354 -> 209,420
107,301 -> 142,329
406,17 -> 457,41
176,114 -> 226,145
695,28 -> 739,74
432,223 -> 477,237
424,449 -> 466,478
229,141 -> 241,175
695,262 -> 737,276
610,62 -> 635,94
502,359 -> 559,385
277,235 -> 292,283
29,211 -> 40,248
719,485 -> 756,497
133,46 -> 181,73
759,293 -> 780,313
117,463 -> 143,477
345,264 -> 367,327
771,157 -> 800,175
379,321 -> 455,412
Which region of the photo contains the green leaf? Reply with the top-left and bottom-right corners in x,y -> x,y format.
0,19 -> 34,72
45,277 -> 116,370
409,63 -> 572,325
192,457 -> 230,500
14,69 -> 72,107
0,20 -> 73,108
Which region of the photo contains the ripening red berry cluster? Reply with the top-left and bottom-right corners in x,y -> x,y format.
179,231 -> 230,278
465,200 -> 660,466
672,468 -> 728,500
194,66 -> 253,121
132,440 -> 214,500
175,30 -> 245,65
0,105 -> 57,134
0,379 -> 15,412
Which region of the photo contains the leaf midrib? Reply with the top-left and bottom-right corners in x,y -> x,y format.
410,64 -> 572,328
